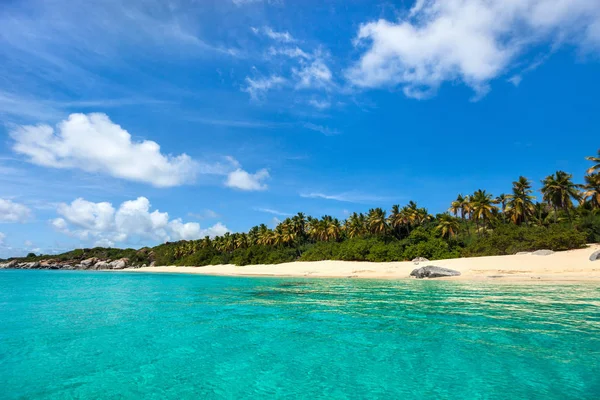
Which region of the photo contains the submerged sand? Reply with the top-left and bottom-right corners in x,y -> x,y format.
123,244 -> 600,282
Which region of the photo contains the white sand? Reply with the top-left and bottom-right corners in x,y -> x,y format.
123,244 -> 600,282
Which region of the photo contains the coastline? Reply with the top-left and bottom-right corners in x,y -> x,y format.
121,244 -> 600,282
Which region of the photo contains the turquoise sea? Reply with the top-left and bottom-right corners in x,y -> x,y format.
1,270 -> 599,399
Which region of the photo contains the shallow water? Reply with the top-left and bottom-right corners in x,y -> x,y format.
1,270 -> 599,399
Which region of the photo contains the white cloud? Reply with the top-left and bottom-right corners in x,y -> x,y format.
51,196 -> 229,246
347,0 -> 600,98
308,99 -> 331,109
188,209 -> 220,219
254,207 -> 292,216
10,113 -> 198,188
226,168 -> 270,191
0,198 -> 32,223
253,26 -> 295,43
294,59 -> 332,89
268,46 -> 310,59
300,191 -> 388,203
303,123 -> 340,136
242,75 -> 286,99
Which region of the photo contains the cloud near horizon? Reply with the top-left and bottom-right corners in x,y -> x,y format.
51,197 -> 229,247
347,0 -> 600,98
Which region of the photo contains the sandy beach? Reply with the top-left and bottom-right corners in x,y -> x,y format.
123,244 -> 600,282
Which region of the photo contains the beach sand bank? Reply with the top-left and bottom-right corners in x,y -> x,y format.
123,244 -> 600,282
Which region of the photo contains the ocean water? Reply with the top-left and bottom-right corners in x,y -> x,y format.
1,270 -> 599,399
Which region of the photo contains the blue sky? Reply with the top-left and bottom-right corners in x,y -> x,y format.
1,0 -> 599,257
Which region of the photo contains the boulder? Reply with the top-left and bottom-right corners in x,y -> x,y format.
80,258 -> 97,269
410,266 -> 461,279
590,250 -> 600,262
109,259 -> 128,270
93,261 -> 110,270
532,249 -> 554,256
412,257 -> 430,264
515,252 -> 531,255
23,261 -> 41,269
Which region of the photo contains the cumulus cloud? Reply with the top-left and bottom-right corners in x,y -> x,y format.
226,168 -> 270,191
0,198 -> 32,223
347,0 -> 600,98
10,113 -> 198,187
51,197 -> 229,247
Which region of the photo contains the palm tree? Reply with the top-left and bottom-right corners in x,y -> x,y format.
505,176 -> 536,225
435,214 -> 460,238
496,193 -> 507,222
541,171 -> 581,221
586,149 -> 600,175
345,212 -> 366,238
388,205 -> 404,235
582,174 -> 600,209
367,208 -> 388,235
470,189 -> 499,234
449,195 -> 463,218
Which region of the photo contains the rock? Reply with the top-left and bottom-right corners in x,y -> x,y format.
412,257 -> 430,264
590,250 -> 600,261
515,252 -> 531,255
532,249 -> 554,256
80,258 -> 98,269
109,259 -> 128,270
93,261 -> 110,270
410,266 -> 461,279
23,261 -> 41,269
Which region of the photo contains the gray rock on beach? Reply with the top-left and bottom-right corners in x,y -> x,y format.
412,257 -> 430,264
410,266 -> 461,279
532,249 -> 554,256
590,250 -> 600,262
515,252 -> 531,255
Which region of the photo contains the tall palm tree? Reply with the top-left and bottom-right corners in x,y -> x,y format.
435,214 -> 460,238
470,189 -> 499,234
586,149 -> 600,175
496,193 -> 507,222
582,174 -> 600,209
541,171 -> 581,221
367,208 -> 388,235
345,212 -> 366,238
449,195 -> 463,218
388,205 -> 404,235
505,176 -> 536,225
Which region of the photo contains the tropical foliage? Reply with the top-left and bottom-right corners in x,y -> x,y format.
7,149 -> 600,265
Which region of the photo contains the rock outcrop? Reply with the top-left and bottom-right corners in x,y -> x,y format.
412,257 -> 430,264
410,266 -> 461,279
0,257 -> 132,271
590,250 -> 600,262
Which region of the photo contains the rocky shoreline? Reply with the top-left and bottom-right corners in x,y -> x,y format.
0,258 -> 149,271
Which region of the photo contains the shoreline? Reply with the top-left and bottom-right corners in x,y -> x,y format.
121,244 -> 600,283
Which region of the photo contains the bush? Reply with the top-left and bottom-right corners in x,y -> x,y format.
464,224 -> 587,256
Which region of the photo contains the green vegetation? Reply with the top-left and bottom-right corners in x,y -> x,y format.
4,149 -> 600,266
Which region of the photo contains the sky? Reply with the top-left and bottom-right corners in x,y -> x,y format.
0,0 -> 599,257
